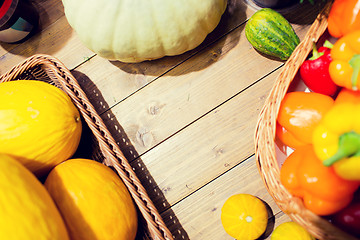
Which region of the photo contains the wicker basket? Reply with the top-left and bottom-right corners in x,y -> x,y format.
0,54 -> 173,240
254,2 -> 360,240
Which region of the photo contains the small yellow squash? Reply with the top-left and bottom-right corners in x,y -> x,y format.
0,80 -> 82,176
44,158 -> 138,240
0,154 -> 69,240
221,193 -> 268,240
62,0 -> 227,62
271,222 -> 315,240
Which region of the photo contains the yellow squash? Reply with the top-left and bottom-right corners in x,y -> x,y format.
271,222 -> 315,240
44,158 -> 138,240
221,193 -> 268,240
0,154 -> 69,240
0,80 -> 82,176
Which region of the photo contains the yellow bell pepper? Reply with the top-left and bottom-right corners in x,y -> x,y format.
312,89 -> 360,180
329,30 -> 360,90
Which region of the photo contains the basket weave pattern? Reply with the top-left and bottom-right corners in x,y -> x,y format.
0,54 -> 173,240
255,2 -> 359,240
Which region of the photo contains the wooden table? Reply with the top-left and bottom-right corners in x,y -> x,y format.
0,0 -> 327,239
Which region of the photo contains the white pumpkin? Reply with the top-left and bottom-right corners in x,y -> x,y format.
62,0 -> 227,62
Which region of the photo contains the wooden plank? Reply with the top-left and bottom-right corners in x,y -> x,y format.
0,16 -> 95,75
73,0 -> 320,114
160,156 -> 286,240
77,3 -> 324,167
0,0 -> 66,56
0,0 -> 254,82
0,2 -> 328,240
129,66 -> 278,212
35,0 -> 66,29
72,0 -> 257,109
98,21 -> 309,160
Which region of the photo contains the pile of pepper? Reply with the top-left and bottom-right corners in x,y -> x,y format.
276,0 -> 360,238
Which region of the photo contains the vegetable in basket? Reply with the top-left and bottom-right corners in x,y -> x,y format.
276,92 -> 334,148
276,123 -> 307,149
331,201 -> 360,238
329,30 -> 360,91
299,41 -> 339,96
0,154 -> 69,240
45,159 -> 138,240
327,0 -> 360,38
313,89 -> 360,181
0,80 -> 82,177
280,145 -> 359,216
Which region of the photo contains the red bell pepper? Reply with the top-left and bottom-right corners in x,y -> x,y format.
331,201 -> 360,238
299,41 -> 339,96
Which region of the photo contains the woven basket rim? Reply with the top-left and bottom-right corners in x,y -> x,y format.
254,2 -> 359,240
0,54 -> 174,240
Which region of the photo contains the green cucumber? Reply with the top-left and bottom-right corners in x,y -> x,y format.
245,8 -> 300,60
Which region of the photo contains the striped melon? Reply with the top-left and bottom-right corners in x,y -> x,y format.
245,8 -> 300,60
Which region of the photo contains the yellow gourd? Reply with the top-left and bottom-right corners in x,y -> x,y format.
221,193 -> 268,240
0,80 -> 82,176
0,153 -> 69,240
44,158 -> 138,240
271,222 -> 315,240
62,0 -> 227,62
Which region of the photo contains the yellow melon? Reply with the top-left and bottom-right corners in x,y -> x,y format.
0,153 -> 69,240
0,80 -> 82,176
44,158 -> 138,240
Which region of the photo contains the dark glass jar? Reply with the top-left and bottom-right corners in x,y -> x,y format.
0,0 -> 39,43
252,0 -> 298,9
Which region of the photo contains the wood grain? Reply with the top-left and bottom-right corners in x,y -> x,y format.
133,66 -> 279,209
0,0 -> 327,239
0,16 -> 94,74
160,156 -> 291,240
0,0 -> 66,57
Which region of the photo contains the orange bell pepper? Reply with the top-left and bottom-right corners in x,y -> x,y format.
276,92 -> 334,148
329,30 -> 360,90
327,0 -> 360,38
335,87 -> 360,104
312,89 -> 360,181
280,145 -> 360,216
276,123 -> 307,149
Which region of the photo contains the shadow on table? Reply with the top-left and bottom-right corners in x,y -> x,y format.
106,0 -> 327,79
258,199 -> 275,240
282,0 -> 329,25
0,0 -> 72,58
72,70 -> 189,240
